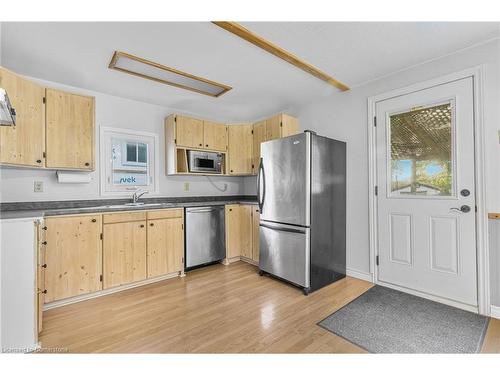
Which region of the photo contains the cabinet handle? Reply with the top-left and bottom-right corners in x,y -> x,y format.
140,224 -> 145,228
36,159 -> 42,164
91,218 -> 97,222
150,223 -> 154,227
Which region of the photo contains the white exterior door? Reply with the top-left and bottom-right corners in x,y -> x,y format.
375,77 -> 477,308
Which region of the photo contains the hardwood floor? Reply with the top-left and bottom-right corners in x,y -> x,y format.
39,261 -> 500,353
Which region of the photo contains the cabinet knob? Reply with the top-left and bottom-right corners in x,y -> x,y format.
85,162 -> 90,167
206,144 -> 209,147
199,143 -> 202,147
91,218 -> 97,222
150,223 -> 154,226
230,170 -> 233,173
140,224 -> 145,228
42,226 -> 47,230
36,159 -> 42,164
42,241 -> 47,245
41,263 -> 47,268
229,208 -> 232,212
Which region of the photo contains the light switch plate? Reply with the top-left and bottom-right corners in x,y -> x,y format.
184,182 -> 189,191
34,181 -> 44,193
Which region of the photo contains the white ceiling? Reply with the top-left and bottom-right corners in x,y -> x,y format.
1,22 -> 499,121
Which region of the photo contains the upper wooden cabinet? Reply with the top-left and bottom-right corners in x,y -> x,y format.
227,123 -> 253,175
203,120 -> 227,151
44,215 -> 103,303
175,115 -> 204,149
0,67 -> 45,167
45,89 -> 95,170
251,113 -> 299,174
0,68 -> 95,170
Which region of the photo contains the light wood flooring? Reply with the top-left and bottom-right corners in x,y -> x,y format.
39,261 -> 500,353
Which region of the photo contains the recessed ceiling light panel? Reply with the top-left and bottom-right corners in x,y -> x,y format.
108,51 -> 232,97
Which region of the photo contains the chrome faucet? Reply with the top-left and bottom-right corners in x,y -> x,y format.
132,189 -> 149,204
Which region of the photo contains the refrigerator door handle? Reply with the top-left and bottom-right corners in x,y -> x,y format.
259,222 -> 306,234
257,157 -> 265,212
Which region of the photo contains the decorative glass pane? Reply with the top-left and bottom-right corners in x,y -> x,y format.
126,143 -> 137,162
389,103 -> 453,197
137,143 -> 148,163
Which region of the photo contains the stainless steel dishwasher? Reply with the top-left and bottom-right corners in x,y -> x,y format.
185,206 -> 226,269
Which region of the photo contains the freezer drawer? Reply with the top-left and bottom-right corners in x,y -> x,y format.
185,206 -> 225,268
259,221 -> 310,288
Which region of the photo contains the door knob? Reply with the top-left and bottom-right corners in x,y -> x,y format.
450,205 -> 471,213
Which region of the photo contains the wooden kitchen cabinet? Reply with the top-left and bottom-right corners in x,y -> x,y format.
0,67 -> 45,167
44,215 -> 102,303
225,204 -> 253,260
252,207 -> 260,262
251,113 -> 299,175
175,115 -> 204,148
103,219 -> 147,289
227,124 -> 253,175
147,209 -> 185,278
45,88 -> 95,170
203,120 -> 227,151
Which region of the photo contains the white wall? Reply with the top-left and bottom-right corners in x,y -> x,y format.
244,38 -> 500,279
0,78 -> 247,202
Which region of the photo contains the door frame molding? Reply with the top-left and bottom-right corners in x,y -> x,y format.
367,66 -> 490,315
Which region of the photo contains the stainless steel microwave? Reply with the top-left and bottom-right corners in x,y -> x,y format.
187,150 -> 223,174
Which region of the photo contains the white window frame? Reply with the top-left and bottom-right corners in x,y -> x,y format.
99,126 -> 160,196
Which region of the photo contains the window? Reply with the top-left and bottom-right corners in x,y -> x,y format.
100,127 -> 159,195
388,102 -> 454,197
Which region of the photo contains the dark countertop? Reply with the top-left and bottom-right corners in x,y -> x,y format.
0,195 -> 258,220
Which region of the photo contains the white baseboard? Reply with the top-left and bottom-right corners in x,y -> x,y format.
346,268 -> 373,282
491,305 -> 500,319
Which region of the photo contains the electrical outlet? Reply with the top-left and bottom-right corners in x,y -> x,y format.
34,181 -> 44,193
184,182 -> 189,191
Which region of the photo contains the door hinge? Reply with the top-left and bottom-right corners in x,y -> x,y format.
181,223 -> 184,230
42,97 -> 46,104
42,151 -> 46,158
181,257 -> 184,264
374,186 -> 378,196
475,205 -> 478,212
174,138 -> 177,144
251,164 -> 254,169
174,116 -> 177,123
374,116 -> 377,127
100,275 -> 103,282
376,255 -> 379,266
251,130 -> 254,134
100,233 -> 103,240
280,121 -> 283,127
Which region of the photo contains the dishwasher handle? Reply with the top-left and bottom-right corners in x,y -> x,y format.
186,206 -> 224,213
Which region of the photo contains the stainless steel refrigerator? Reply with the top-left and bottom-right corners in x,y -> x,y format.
257,130 -> 346,294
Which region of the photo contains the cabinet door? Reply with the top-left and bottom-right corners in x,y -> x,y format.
227,124 -> 253,175
176,115 -> 204,148
239,205 -> 253,260
103,221 -> 147,289
0,68 -> 45,167
44,215 -> 102,303
252,120 -> 266,175
265,114 -> 281,141
225,205 -> 241,259
252,207 -> 260,262
147,217 -> 184,278
281,114 -> 299,138
45,88 -> 95,170
203,121 -> 227,151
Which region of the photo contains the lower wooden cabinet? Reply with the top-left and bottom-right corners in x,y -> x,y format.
252,207 -> 260,262
103,220 -> 147,289
44,215 -> 103,303
225,204 -> 254,261
147,217 -> 184,278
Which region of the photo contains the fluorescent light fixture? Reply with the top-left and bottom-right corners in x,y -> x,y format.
0,88 -> 16,126
108,51 -> 232,97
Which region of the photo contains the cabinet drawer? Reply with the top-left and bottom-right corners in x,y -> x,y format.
103,211 -> 147,224
147,208 -> 184,220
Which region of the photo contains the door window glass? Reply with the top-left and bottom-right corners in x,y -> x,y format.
389,102 -> 454,197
